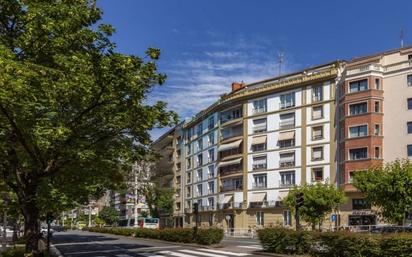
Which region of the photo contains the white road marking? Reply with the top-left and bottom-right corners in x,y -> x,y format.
178,249 -> 226,257
139,253 -> 164,257
116,254 -> 132,257
237,245 -> 263,250
158,251 -> 194,257
197,249 -> 249,256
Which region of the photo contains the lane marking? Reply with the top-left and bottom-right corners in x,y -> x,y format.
179,249 -> 226,257
197,249 -> 249,256
158,251 -> 194,257
237,245 -> 262,250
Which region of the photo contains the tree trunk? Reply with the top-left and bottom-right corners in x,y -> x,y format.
22,198 -> 41,257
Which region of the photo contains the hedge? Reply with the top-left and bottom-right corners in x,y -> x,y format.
0,247 -> 25,257
83,226 -> 223,245
257,228 -> 412,257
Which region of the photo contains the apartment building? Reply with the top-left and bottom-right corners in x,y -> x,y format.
157,45 -> 412,230
339,47 -> 412,227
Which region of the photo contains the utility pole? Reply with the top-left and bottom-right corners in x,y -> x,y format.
401,28 -> 405,48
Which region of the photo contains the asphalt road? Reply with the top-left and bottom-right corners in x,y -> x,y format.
52,230 -> 263,257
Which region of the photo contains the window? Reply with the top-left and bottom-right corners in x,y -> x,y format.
197,139 -> 203,152
349,102 -> 367,115
253,155 -> 267,170
279,152 -> 295,167
312,168 -> 324,181
208,149 -> 215,162
352,199 -> 371,210
312,85 -> 323,102
408,98 -> 412,110
221,108 -> 242,123
197,154 -> 203,166
374,124 -> 381,136
187,158 -> 192,169
186,172 -> 191,183
208,181 -> 214,194
252,143 -> 266,152
208,197 -> 214,208
208,165 -> 214,178
349,125 -> 368,138
349,79 -> 368,93
283,210 -> 292,226
280,92 -> 295,109
312,126 -> 323,140
374,101 -> 380,113
208,132 -> 214,146
176,175 -> 181,184
197,184 -> 203,196
348,171 -> 355,184
408,145 -> 412,157
253,118 -> 267,133
253,99 -> 267,113
256,211 -> 264,226
375,146 -> 380,159
312,105 -> 323,120
197,123 -> 203,137
187,144 -> 191,155
408,122 -> 412,134
349,148 -> 368,160
375,78 -> 380,90
312,147 -> 323,161
197,169 -> 203,181
279,139 -> 294,148
279,112 -> 295,129
208,116 -> 215,130
197,199 -> 203,207
253,174 -> 267,189
408,74 -> 412,87
186,187 -> 191,198
280,171 -> 295,187
187,128 -> 192,140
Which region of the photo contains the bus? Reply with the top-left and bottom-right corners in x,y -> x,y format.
119,217 -> 159,229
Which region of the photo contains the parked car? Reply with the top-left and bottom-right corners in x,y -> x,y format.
371,225 -> 412,233
40,227 -> 55,237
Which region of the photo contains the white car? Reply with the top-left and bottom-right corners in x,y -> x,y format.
40,227 -> 54,237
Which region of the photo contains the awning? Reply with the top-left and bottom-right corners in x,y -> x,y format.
218,139 -> 242,152
218,158 -> 242,167
221,195 -> 233,204
251,136 -> 267,145
279,131 -> 295,141
278,191 -> 289,200
250,192 -> 266,202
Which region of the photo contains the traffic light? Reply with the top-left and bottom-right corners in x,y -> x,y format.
192,203 -> 199,215
46,212 -> 54,224
295,192 -> 304,208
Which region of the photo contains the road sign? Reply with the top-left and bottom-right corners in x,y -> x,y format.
331,214 -> 337,222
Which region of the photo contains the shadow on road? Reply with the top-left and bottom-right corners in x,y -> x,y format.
52,232 -> 118,244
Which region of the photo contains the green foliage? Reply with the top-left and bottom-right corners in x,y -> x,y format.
0,0 -> 177,253
257,227 -> 313,255
94,216 -> 105,227
83,226 -> 224,245
0,246 -> 25,257
258,228 -> 412,257
284,183 -> 346,229
354,160 -> 412,224
144,184 -> 174,218
195,228 -> 224,245
99,206 -> 119,226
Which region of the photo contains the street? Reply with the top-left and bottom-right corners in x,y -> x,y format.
52,230 -> 262,257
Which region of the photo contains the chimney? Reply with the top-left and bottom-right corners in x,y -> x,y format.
231,82 -> 245,92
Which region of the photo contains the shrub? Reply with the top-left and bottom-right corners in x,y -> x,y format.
83,226 -> 223,245
195,228 -> 224,245
0,246 -> 25,257
257,227 -> 313,255
380,233 -> 412,257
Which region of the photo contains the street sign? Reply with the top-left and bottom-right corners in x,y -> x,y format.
331,214 -> 337,222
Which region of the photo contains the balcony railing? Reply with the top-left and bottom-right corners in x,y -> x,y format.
221,132 -> 243,141
184,208 -> 192,214
217,202 -> 242,210
200,206 -> 215,211
249,201 -> 283,208
312,135 -> 323,140
279,181 -> 295,188
279,120 -> 295,129
220,166 -> 242,176
220,148 -> 242,159
280,102 -> 295,109
252,164 -> 267,171
279,160 -> 295,168
252,183 -> 267,189
220,185 -> 243,192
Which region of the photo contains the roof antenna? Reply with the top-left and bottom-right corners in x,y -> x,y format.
400,27 -> 405,48
278,51 -> 284,76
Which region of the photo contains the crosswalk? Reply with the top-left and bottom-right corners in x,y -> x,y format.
120,248 -> 251,257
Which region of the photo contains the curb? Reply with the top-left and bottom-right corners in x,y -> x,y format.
252,251 -> 310,257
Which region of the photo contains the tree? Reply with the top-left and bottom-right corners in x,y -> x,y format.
0,0 -> 177,255
284,183 -> 346,229
144,184 -> 174,218
99,206 -> 119,226
354,160 -> 412,225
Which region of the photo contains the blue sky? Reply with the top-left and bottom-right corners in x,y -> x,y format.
98,0 -> 412,140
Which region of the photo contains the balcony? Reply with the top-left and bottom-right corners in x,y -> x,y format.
220,185 -> 243,192
249,201 -> 283,208
252,164 -> 267,171
200,206 -> 215,211
279,160 -> 295,168
184,208 -> 192,214
217,202 -> 242,210
279,120 -> 295,129
280,102 -> 295,109
347,63 -> 384,76
220,147 -> 242,159
220,109 -> 243,125
252,183 -> 267,190
220,166 -> 242,177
